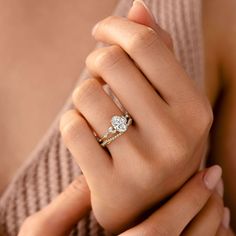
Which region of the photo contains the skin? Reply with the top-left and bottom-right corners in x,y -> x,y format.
60,2 -> 213,232
0,0 -> 236,234
18,166 -> 233,236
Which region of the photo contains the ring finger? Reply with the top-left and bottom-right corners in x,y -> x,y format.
72,78 -> 139,155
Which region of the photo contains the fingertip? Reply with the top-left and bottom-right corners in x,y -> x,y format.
128,0 -> 156,27
133,0 -> 156,21
203,165 -> 222,191
128,1 -> 174,52
216,178 -> 224,197
222,207 -> 231,229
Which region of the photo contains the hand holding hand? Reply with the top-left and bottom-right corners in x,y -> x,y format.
60,0 -> 213,232
18,167 -> 234,236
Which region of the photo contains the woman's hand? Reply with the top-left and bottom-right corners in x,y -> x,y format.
60,1 -> 213,233
18,167 -> 234,236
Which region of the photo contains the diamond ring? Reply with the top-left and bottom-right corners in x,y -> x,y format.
97,113 -> 132,147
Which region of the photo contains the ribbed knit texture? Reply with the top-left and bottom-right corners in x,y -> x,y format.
0,0 -> 204,235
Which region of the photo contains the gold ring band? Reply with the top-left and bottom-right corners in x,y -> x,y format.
97,113 -> 132,147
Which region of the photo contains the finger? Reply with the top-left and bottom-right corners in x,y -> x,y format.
217,227 -> 234,236
127,0 -> 174,51
89,1 -> 174,90
217,227 -> 235,236
216,208 -> 232,236
92,16 -> 199,104
216,178 -> 224,197
182,193 -> 224,236
60,109 -> 112,181
119,166 -> 222,236
216,227 -> 229,236
72,78 -> 138,154
87,0 -> 172,125
86,46 -> 168,127
19,176 -> 90,236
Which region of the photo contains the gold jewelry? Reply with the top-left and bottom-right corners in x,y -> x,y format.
97,113 -> 132,147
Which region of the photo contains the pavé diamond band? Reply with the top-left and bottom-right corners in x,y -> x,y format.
97,113 -> 132,147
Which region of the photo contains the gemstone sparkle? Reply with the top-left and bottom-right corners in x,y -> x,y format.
111,115 -> 128,133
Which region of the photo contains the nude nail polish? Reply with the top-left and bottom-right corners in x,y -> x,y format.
203,165 -> 222,190
222,207 -> 231,229
133,0 -> 156,22
216,179 -> 224,197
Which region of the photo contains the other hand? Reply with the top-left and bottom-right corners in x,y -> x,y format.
18,167 -> 234,236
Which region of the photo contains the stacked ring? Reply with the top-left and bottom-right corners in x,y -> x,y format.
97,113 -> 133,147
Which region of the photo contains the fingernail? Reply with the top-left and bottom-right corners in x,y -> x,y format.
132,0 -> 156,22
92,22 -> 99,36
203,165 -> 222,190
222,207 -> 230,229
216,179 -> 224,197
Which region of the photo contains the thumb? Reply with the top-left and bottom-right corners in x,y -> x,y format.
19,175 -> 91,236
128,0 -> 174,51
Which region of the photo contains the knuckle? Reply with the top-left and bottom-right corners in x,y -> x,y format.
62,177 -> 90,204
60,109 -> 77,133
102,15 -> 119,25
172,140 -> 189,161
72,78 -> 100,107
85,50 -> 97,69
93,46 -> 125,71
163,132 -> 189,165
128,27 -> 158,54
68,176 -> 89,196
103,15 -> 119,26
60,111 -> 87,144
203,102 -> 214,130
163,31 -> 173,48
196,100 -> 214,134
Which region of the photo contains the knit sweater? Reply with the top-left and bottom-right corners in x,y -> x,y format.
0,0 -> 204,235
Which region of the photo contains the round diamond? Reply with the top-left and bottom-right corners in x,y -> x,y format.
108,127 -> 116,134
111,116 -> 127,133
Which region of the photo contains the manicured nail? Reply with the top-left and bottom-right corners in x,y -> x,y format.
222,207 -> 230,229
203,165 -> 222,190
92,22 -> 99,36
216,179 -> 224,197
133,0 -> 156,22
